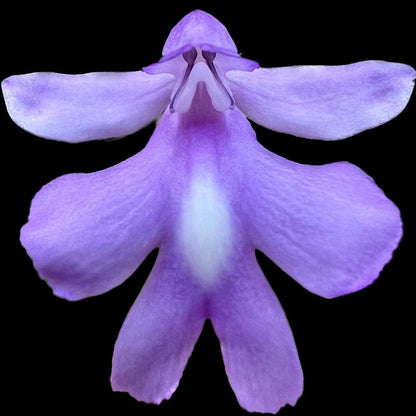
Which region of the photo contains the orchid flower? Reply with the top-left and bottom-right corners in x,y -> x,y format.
2,9 -> 415,414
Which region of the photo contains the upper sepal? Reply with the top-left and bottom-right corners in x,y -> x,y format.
162,10 -> 239,59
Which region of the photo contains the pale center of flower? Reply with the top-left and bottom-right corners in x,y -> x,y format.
171,48 -> 234,113
179,173 -> 233,287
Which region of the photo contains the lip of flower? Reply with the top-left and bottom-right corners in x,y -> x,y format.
2,8 -> 415,415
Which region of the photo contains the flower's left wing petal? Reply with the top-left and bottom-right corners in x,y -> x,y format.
227,61 -> 415,140
111,246 -> 206,404
210,250 -> 303,414
2,71 -> 175,142
20,144 -> 167,300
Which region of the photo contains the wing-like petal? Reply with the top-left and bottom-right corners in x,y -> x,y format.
2,71 -> 175,142
111,246 -> 206,404
210,250 -> 303,414
20,136 -> 171,300
240,141 -> 402,298
227,61 -> 415,140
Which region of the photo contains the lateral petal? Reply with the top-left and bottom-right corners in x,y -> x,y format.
227,61 -> 415,140
2,71 -> 175,142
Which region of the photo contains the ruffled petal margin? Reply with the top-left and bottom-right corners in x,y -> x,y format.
227,60 -> 415,140
2,71 -> 175,142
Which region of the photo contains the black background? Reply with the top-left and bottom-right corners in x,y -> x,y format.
2,1 -> 414,415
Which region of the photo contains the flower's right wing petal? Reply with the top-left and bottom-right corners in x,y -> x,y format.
227,61 -> 415,140
2,71 -> 175,142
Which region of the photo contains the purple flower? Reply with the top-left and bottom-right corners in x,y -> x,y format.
2,9 -> 415,414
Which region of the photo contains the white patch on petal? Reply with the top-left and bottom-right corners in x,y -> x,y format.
180,174 -> 233,287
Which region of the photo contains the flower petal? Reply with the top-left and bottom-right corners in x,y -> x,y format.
111,246 -> 206,404
2,71 -> 175,142
210,250 -> 303,413
241,143 -> 402,298
20,139 -> 169,300
227,61 -> 415,140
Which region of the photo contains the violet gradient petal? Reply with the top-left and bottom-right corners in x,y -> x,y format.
20,140 -> 170,300
111,246 -> 206,404
240,142 -> 402,298
2,71 -> 175,142
210,250 -> 303,414
227,61 -> 415,140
